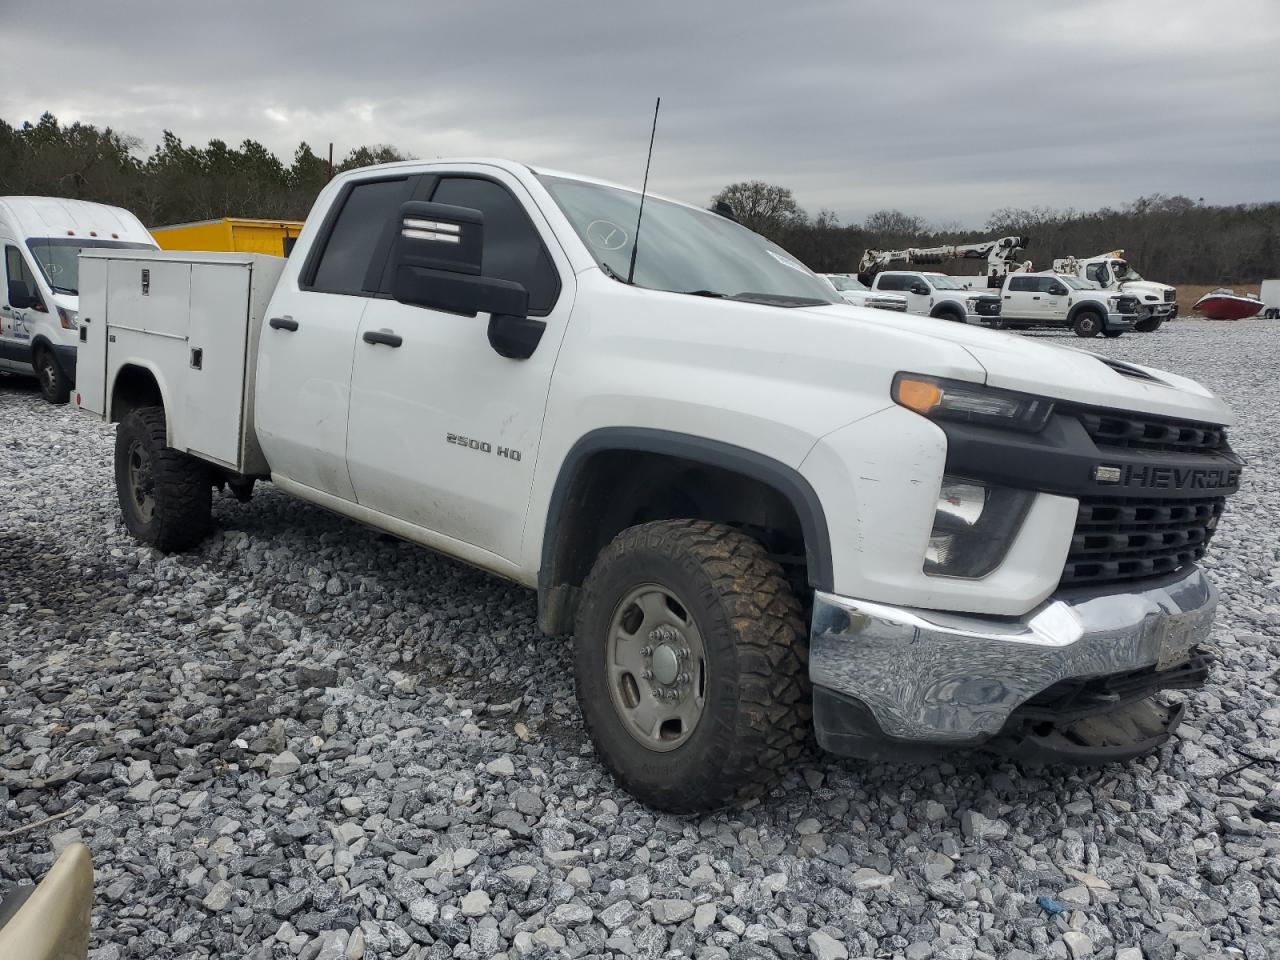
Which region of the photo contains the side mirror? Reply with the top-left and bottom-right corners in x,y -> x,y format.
711,200 -> 738,222
390,201 -> 544,360
911,282 -> 930,296
1049,284 -> 1068,296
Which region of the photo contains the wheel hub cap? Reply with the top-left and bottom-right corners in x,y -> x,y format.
605,584 -> 707,752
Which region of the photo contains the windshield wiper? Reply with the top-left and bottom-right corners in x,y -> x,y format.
730,292 -> 829,308
599,262 -> 630,284
679,289 -> 728,298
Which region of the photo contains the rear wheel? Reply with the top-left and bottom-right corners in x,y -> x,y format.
574,519 -> 810,811
35,348 -> 70,404
114,406 -> 212,551
1073,310 -> 1102,338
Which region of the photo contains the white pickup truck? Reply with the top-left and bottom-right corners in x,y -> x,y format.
76,159 -> 1242,811
993,271 -> 1139,338
869,270 -> 1003,324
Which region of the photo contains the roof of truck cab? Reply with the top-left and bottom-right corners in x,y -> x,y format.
337,158 -> 707,215
0,196 -> 152,242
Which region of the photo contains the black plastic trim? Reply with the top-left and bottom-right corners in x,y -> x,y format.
940,413 -> 1242,500
540,427 -> 834,594
298,173 -> 418,293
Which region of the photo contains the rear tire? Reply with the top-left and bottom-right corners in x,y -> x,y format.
1073,310 -> 1102,338
35,348 -> 70,405
114,406 -> 212,551
574,519 -> 810,812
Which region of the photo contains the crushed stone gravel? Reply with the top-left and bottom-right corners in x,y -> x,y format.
1,318 -> 1278,960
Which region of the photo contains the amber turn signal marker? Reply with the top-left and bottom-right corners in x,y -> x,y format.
894,377 -> 943,414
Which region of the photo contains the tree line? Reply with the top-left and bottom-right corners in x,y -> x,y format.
713,181 -> 1279,285
2,112 -> 1274,284
0,112 -> 407,227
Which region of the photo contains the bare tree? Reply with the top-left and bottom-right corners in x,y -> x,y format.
711,181 -> 806,238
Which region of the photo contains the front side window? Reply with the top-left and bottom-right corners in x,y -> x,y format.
310,177 -> 415,295
1037,277 -> 1062,293
538,174 -> 837,307
431,177 -> 560,316
26,238 -> 154,296
4,245 -> 44,309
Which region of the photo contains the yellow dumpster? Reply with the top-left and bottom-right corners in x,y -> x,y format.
149,217 -> 304,257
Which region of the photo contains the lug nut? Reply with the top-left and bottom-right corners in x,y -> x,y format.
678,672 -> 690,685
641,646 -> 653,657
641,669 -> 653,680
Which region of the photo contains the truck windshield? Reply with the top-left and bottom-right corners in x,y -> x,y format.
26,238 -> 156,295
1061,276 -> 1090,290
537,175 -> 837,307
927,275 -> 967,290
826,275 -> 869,292
1111,261 -> 1143,282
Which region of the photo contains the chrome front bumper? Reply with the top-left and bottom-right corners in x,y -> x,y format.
810,566 -> 1216,745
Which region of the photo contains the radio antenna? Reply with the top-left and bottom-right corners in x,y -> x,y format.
626,96 -> 661,285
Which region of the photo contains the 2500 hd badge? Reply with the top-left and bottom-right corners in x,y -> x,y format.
446,433 -> 522,461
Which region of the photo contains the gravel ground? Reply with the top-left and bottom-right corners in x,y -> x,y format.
2,318 -> 1278,960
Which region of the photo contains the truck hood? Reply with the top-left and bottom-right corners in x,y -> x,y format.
804,303 -> 1232,426
1118,279 -> 1175,296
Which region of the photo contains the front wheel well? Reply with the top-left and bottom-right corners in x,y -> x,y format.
538,438 -> 830,634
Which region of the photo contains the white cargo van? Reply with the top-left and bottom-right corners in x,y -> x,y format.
0,197 -> 156,403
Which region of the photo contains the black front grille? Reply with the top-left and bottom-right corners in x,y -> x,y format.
974,299 -> 1001,316
1072,408 -> 1228,454
1061,495 -> 1224,587
1164,290 -> 1175,303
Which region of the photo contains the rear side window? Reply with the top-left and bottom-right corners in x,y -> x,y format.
309,178 -> 415,295
1008,276 -> 1035,292
431,177 -> 560,315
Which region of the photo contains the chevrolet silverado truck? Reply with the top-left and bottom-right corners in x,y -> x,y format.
993,270 -> 1138,338
869,270 -> 1003,324
75,159 -> 1241,811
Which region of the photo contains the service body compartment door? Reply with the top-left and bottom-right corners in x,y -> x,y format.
182,262 -> 252,468
74,256 -> 109,415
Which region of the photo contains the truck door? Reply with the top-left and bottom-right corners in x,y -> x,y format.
1,244 -> 43,371
1003,275 -> 1042,322
254,174 -> 420,501
1038,276 -> 1065,318
344,171 -> 574,562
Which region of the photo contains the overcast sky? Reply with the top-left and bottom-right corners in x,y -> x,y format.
4,0 -> 1278,228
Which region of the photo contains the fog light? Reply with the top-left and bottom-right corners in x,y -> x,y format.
924,476 -> 1034,579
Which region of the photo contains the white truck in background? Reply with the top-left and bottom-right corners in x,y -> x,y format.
0,197 -> 156,403
868,270 -> 1003,324
75,158 -> 1241,811
1052,250 -> 1177,331
995,271 -> 1138,337
819,273 -> 907,312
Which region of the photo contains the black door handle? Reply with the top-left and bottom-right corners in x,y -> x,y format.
269,316 -> 298,331
363,329 -> 403,348
1032,296 -> 1041,300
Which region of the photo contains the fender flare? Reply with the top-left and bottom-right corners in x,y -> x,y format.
540,426 -> 834,592
929,300 -> 965,321
1067,301 -> 1105,324
108,360 -> 177,443
29,333 -> 56,364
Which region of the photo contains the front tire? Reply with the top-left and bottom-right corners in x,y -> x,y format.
35,348 -> 71,404
1103,329 -> 1124,338
574,519 -> 810,812
1134,316 -> 1163,332
114,406 -> 212,551
1073,310 -> 1102,338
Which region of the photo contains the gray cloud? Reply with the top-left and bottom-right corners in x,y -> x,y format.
3,0 -> 1278,227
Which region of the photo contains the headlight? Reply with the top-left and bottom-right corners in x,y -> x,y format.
57,306 -> 79,330
892,373 -> 1054,432
925,477 -> 1034,578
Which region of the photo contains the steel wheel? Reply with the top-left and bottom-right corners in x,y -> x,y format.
605,583 -> 706,752
39,355 -> 58,393
126,439 -> 157,524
